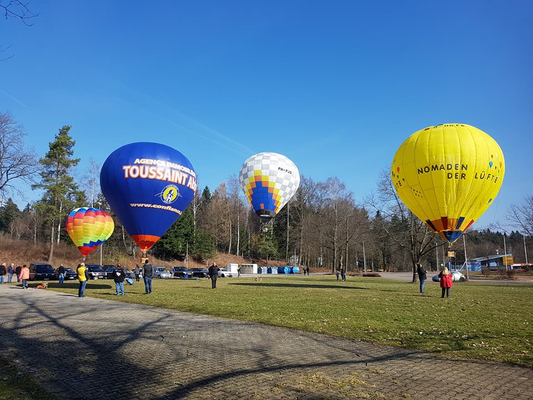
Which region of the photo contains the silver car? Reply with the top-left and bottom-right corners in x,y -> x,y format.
153,266 -> 171,279
218,268 -> 233,278
432,271 -> 466,282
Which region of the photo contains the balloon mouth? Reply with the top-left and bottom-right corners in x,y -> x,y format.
424,217 -> 475,244
440,231 -> 463,245
255,209 -> 276,223
132,234 -> 161,253
78,246 -> 97,257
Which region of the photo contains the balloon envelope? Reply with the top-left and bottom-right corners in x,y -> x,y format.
66,207 -> 114,257
100,142 -> 197,252
391,123 -> 505,244
239,152 -> 300,223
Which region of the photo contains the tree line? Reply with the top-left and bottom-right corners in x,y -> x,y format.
1,112 -> 532,274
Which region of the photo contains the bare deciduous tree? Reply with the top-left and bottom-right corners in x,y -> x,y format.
507,196 -> 533,236
1,0 -> 38,24
367,169 -> 442,282
0,111 -> 40,199
1,0 -> 39,60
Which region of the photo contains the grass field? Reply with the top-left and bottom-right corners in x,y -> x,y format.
45,275 -> 533,367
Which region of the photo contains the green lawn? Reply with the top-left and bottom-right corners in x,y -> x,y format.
47,275 -> 533,367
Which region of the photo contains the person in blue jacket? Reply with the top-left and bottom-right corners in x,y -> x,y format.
417,263 -> 427,293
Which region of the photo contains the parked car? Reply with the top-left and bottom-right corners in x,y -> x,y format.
86,264 -> 106,280
126,268 -> 143,280
153,266 -> 171,279
56,267 -> 77,280
432,271 -> 466,282
189,268 -> 209,278
218,268 -> 233,278
29,263 -> 56,281
103,265 -> 117,279
173,266 -> 190,279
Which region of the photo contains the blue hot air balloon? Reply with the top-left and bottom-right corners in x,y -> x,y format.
100,142 -> 197,253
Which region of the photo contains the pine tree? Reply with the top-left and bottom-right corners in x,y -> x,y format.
32,126 -> 84,261
0,198 -> 21,234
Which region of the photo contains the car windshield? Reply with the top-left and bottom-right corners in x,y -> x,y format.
88,266 -> 104,272
37,265 -> 54,272
176,267 -> 188,271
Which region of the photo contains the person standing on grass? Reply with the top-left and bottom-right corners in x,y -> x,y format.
20,264 -> 29,289
15,265 -> 21,282
142,260 -> 153,294
0,263 -> 6,284
77,263 -> 89,297
7,263 -> 14,283
57,264 -> 65,284
112,264 -> 126,296
417,263 -> 427,293
208,262 -> 219,289
135,264 -> 141,282
439,267 -> 453,298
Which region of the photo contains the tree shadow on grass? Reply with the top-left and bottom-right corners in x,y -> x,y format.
229,282 -> 370,290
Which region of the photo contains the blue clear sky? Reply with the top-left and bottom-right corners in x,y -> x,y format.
1,0 -> 531,230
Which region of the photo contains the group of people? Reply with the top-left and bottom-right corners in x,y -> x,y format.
0,263 -> 30,288
75,260 -> 155,297
336,268 -> 346,281
416,264 -> 453,297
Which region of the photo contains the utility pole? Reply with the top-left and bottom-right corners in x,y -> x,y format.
435,242 -> 439,272
504,234 -> 508,270
463,235 -> 469,280
524,235 -> 529,265
363,241 -> 367,272
186,242 -> 189,270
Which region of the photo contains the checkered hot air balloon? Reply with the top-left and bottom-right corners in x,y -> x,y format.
66,207 -> 115,257
239,152 -> 300,223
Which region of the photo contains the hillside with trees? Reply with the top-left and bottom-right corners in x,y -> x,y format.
1,112 -> 532,274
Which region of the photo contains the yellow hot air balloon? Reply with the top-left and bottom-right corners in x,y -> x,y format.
391,123 -> 505,244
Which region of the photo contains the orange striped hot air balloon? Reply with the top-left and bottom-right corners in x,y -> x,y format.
66,207 -> 114,257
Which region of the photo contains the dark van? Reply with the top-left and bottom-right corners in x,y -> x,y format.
29,263 -> 56,281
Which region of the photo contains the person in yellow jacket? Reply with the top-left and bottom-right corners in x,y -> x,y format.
77,263 -> 89,297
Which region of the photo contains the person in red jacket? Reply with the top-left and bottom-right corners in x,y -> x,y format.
439,267 -> 453,298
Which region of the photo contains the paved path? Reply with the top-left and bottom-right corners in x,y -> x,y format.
0,284 -> 532,400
